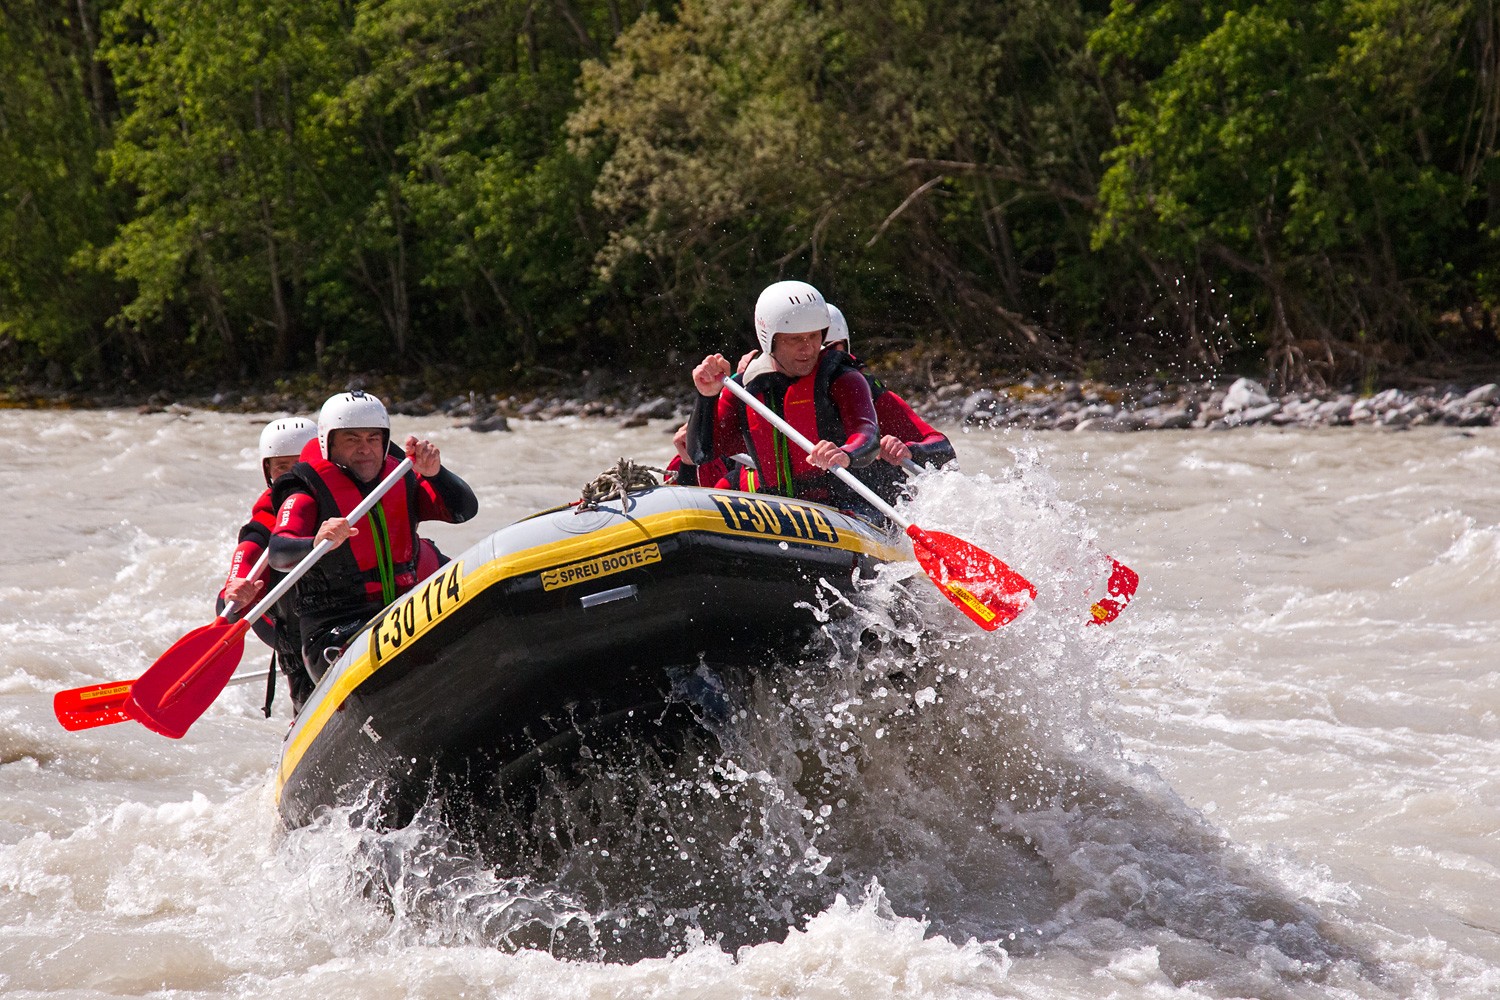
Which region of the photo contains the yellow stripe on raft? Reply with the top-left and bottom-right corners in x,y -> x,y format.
275,507 -> 904,800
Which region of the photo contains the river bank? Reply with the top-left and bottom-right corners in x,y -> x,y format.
4,368 -> 1499,433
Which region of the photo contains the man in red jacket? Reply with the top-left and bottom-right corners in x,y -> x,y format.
270,391 -> 478,680
688,280 -> 880,510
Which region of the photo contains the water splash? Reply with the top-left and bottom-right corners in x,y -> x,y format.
293,460 -> 1376,990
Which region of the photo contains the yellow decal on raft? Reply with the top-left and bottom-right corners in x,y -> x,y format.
1089,601 -> 1109,623
709,494 -> 840,544
946,581 -> 998,624
370,562 -> 465,665
540,543 -> 662,592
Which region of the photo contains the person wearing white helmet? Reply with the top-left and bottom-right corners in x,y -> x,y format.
269,390 -> 478,679
688,280 -> 880,507
824,302 -> 850,350
217,416 -> 319,711
819,303 -> 956,500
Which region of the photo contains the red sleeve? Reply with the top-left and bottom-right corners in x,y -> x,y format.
828,370 -> 880,465
273,492 -> 320,540
225,539 -> 264,582
250,490 -> 277,532
875,391 -> 946,448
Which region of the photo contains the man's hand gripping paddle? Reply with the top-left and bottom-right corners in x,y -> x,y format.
53,458 -> 413,737
719,377 -> 1035,629
898,458 -> 1139,626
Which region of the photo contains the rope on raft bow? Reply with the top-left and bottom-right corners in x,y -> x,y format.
579,458 -> 664,509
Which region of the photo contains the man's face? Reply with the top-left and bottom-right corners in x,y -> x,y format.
771,328 -> 827,378
328,428 -> 386,483
266,455 -> 298,482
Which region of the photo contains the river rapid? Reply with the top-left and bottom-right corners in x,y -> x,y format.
1,408 -> 1497,999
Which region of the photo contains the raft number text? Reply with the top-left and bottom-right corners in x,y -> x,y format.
710,494 -> 839,544
371,562 -> 464,663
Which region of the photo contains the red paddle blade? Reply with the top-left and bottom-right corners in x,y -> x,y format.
908,525 -> 1036,630
54,680 -> 136,731
1087,558 -> 1139,626
124,620 -> 249,739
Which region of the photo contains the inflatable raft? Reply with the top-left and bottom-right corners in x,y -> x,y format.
274,484 -> 905,829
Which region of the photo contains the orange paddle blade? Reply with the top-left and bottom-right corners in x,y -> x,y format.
54,680 -> 136,731
1087,557 -> 1139,626
908,525 -> 1036,630
124,619 -> 249,739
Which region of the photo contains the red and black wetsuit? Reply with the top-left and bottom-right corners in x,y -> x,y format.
218,486 -> 312,709
860,370 -> 957,504
218,487 -> 279,650
269,440 -> 477,678
686,348 -> 879,509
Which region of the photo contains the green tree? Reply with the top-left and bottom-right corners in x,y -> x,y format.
338,0 -> 662,370
96,0 -> 359,376
1092,0 -> 1500,385
572,0 -> 1123,365
0,2 -> 126,382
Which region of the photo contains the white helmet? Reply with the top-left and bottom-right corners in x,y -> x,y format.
753,280 -> 829,355
318,390 -> 389,459
258,416 -> 317,483
824,303 -> 850,349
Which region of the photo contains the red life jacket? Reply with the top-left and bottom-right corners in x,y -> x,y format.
273,449 -> 421,619
738,349 -> 861,497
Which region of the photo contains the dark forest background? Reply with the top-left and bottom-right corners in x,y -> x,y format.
3,0 -> 1499,395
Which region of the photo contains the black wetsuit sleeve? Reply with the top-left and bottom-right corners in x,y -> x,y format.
685,392 -> 720,466
237,520 -> 271,548
909,437 -> 957,468
424,467 -> 478,523
268,532 -> 314,571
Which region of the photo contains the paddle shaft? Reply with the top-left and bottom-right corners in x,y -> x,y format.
230,456 -> 413,629
718,376 -> 907,527
163,457 -> 414,704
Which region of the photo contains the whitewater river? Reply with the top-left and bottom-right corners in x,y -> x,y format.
1,407 -> 1497,998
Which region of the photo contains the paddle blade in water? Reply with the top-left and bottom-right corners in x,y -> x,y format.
124,620 -> 248,739
907,525 -> 1036,630
54,680 -> 135,731
1087,557 -> 1139,626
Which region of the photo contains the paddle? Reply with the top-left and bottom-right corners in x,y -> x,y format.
51,549 -> 273,732
54,669 -> 273,732
128,456 -> 414,737
52,457 -> 414,739
897,457 -> 1139,626
718,376 -> 1035,630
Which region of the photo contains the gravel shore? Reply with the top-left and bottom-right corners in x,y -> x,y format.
8,374 -> 1499,434
915,377 -> 1500,432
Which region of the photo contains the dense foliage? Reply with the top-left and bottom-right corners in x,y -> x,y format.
2,0 -> 1497,391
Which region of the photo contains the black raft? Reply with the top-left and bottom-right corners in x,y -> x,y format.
274,483 -> 905,829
